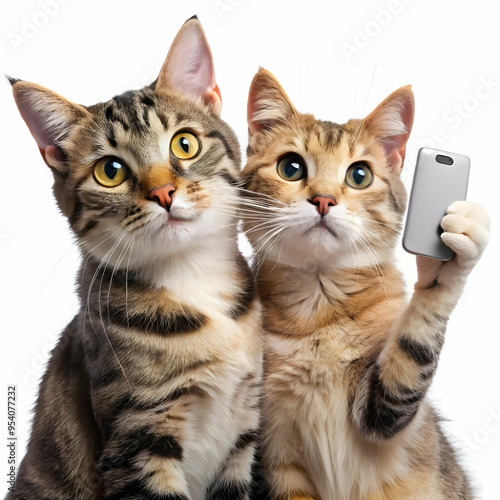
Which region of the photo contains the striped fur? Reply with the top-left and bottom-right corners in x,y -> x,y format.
7,18 -> 262,500
243,69 -> 490,500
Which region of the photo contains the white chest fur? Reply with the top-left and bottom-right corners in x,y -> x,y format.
264,328 -> 419,500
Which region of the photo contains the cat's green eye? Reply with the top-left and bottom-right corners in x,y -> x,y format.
277,154 -> 307,181
345,163 -> 373,189
171,131 -> 201,160
93,157 -> 130,187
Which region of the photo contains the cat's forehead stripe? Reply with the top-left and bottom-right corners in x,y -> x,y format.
103,90 -> 168,136
315,121 -> 344,150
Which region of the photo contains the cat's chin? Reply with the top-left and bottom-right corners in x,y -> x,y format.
308,220 -> 337,237
149,209 -> 201,234
147,210 -> 236,252
162,214 -> 195,227
259,230 -> 343,268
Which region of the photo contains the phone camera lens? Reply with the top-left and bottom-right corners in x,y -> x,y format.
435,154 -> 454,166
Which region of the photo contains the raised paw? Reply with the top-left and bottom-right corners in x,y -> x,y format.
441,201 -> 490,268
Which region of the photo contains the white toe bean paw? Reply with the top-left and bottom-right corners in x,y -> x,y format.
440,201 -> 490,268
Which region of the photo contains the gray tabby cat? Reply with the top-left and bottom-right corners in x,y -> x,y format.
7,17 -> 262,500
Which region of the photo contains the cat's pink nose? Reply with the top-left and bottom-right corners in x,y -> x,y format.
148,183 -> 176,211
309,195 -> 337,216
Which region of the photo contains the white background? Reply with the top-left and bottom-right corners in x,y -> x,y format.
1,0 -> 499,498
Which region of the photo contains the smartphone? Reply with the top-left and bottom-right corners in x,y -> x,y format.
402,147 -> 470,261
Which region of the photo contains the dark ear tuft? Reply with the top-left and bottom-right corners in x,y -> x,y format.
6,75 -> 21,86
186,14 -> 199,23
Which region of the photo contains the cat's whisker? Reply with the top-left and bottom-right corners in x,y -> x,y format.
349,239 -> 364,285
238,214 -> 287,224
214,190 -> 286,207
79,227 -> 114,259
238,204 -> 287,214
251,225 -> 290,275
124,237 -> 136,328
239,203 -> 287,213
38,241 -> 77,298
269,225 -> 295,273
94,231 -> 132,388
218,195 -> 288,212
106,236 -> 135,322
362,217 -> 401,233
251,223 -> 288,252
210,205 -> 289,225
220,186 -> 288,206
241,218 -> 290,234
239,198 -> 287,209
354,233 -> 388,294
84,231 -> 126,329
209,203 -> 275,215
237,205 -> 285,213
357,234 -> 384,275
81,227 -> 126,333
358,226 -> 395,254
80,227 -> 124,281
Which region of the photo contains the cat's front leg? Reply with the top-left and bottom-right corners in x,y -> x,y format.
257,403 -> 318,500
98,428 -> 192,500
262,461 -> 317,500
206,433 -> 256,500
207,412 -> 261,499
351,201 -> 490,441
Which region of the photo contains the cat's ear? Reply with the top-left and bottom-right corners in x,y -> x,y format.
247,68 -> 298,136
364,85 -> 415,170
10,78 -> 88,174
154,16 -> 222,117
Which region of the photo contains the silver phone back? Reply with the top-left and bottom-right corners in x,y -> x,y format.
402,147 -> 470,261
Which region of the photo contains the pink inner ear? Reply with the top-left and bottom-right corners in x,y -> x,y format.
202,85 -> 222,116
247,80 -> 263,134
16,95 -> 55,150
378,93 -> 415,170
46,145 -> 66,162
12,82 -> 86,169
175,36 -> 214,93
384,139 -> 407,169
156,19 -> 221,114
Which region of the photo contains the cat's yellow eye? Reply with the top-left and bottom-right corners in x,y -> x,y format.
170,131 -> 201,160
277,154 -> 307,182
345,162 -> 373,189
93,157 -> 130,187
